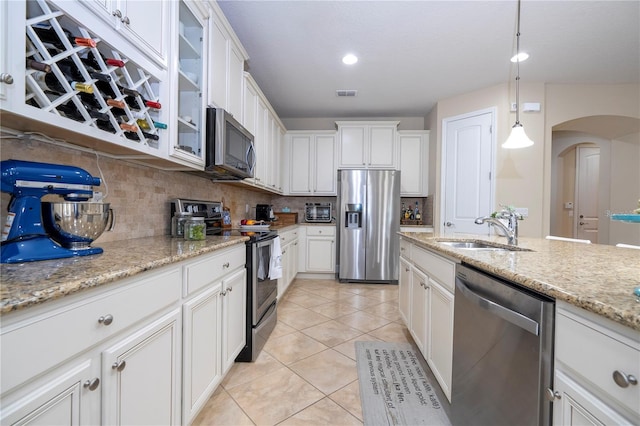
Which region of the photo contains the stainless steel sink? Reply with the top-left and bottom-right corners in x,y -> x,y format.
438,240 -> 532,251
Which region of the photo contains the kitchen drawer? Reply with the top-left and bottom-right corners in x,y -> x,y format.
279,229 -> 299,245
183,245 -> 245,296
556,311 -> 640,417
411,245 -> 455,292
1,266 -> 181,395
305,226 -> 335,236
400,238 -> 411,259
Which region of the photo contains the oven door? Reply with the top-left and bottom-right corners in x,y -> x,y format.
252,237 -> 278,325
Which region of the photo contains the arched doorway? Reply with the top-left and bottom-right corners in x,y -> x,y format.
550,116 -> 640,245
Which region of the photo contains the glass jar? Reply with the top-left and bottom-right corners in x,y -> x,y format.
171,211 -> 192,237
184,217 -> 206,240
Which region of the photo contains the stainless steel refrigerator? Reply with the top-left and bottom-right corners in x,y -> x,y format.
337,169 -> 400,283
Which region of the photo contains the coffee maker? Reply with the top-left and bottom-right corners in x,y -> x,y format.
256,204 -> 274,222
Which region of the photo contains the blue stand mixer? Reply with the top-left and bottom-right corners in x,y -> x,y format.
1,160 -> 106,263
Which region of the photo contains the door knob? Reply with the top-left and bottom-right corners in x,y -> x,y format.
579,222 -> 585,225
445,222 -> 453,227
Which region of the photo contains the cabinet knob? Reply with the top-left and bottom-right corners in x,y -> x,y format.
84,378 -> 100,391
405,267 -> 410,272
112,9 -> 123,18
1,73 -> 14,84
613,370 -> 638,388
121,16 -> 130,25
445,221 -> 453,227
222,262 -> 230,268
221,290 -> 227,296
98,314 -> 114,326
112,360 -> 126,372
545,388 -> 561,401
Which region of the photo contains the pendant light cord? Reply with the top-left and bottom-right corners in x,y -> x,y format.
515,0 -> 522,126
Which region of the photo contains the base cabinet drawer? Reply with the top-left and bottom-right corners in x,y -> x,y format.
1,266 -> 181,395
411,245 -> 455,292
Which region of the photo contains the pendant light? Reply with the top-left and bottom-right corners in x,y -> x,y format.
503,0 -> 534,149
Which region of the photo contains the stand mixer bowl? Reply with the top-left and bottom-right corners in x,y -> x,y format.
42,202 -> 114,249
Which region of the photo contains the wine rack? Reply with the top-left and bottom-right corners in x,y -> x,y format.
23,0 -> 164,149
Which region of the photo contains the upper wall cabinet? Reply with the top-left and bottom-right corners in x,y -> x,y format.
208,1 -> 247,121
1,0 -> 174,165
75,0 -> 169,68
285,131 -> 337,196
243,73 -> 285,194
337,121 -> 399,169
398,130 -> 429,196
169,0 -> 209,168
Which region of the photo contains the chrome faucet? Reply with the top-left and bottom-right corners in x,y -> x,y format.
475,206 -> 523,245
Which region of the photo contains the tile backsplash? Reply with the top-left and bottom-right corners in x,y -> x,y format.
1,135 -> 272,242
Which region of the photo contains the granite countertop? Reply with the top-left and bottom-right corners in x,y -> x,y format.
0,235 -> 249,314
400,233 -> 640,331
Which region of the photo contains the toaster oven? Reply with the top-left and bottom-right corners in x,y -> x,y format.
305,203 -> 332,223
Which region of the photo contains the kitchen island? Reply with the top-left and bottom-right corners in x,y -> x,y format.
400,232 -> 640,331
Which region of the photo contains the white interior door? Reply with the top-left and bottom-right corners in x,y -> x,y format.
442,110 -> 494,235
575,146 -> 600,242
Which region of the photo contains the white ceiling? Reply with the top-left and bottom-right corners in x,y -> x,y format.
217,0 -> 640,120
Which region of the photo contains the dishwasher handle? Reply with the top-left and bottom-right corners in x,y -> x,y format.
455,277 -> 540,336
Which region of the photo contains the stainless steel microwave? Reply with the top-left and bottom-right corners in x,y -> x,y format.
305,202 -> 332,223
203,107 -> 255,181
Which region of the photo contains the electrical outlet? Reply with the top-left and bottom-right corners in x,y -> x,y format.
245,204 -> 250,213
514,207 -> 528,217
510,102 -> 518,112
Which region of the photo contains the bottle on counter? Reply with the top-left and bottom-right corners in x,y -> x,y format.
401,203 -> 406,220
414,202 -> 421,221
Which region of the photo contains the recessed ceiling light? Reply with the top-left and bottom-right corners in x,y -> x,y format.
510,52 -> 529,63
342,54 -> 358,65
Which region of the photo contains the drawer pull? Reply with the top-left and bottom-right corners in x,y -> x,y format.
613,370 -> 638,388
545,388 -> 561,401
84,378 -> 100,391
222,262 -> 230,268
112,360 -> 126,372
98,314 -> 114,326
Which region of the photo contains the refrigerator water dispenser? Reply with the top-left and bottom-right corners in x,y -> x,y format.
345,204 -> 362,228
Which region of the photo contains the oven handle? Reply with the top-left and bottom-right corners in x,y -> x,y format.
455,277 -> 539,336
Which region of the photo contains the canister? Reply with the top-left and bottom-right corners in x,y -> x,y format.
171,211 -> 192,237
184,216 -> 206,240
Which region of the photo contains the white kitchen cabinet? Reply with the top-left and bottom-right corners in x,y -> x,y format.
169,0 -> 208,168
398,252 -> 412,325
278,227 -> 299,297
208,1 -> 248,119
398,236 -> 456,402
101,308 -> 181,426
77,0 -> 169,67
336,121 -> 399,169
426,277 -> 454,399
286,131 -> 337,195
398,130 -> 429,196
551,302 -> 640,425
0,359 -> 99,425
182,284 -> 222,424
0,0 -> 8,102
1,0 -> 179,167
304,226 -> 336,273
242,72 -> 286,194
182,244 -> 246,424
410,266 -> 428,352
221,268 -> 247,374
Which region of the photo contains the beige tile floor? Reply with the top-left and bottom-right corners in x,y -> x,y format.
193,278 -> 421,426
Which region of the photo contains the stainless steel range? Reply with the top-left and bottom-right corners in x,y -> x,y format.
171,199 -> 277,362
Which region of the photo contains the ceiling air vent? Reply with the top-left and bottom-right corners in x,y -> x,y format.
336,89 -> 357,97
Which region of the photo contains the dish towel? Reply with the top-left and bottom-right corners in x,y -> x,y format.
269,236 -> 283,280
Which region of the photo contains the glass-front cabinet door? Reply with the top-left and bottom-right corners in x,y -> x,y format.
170,0 -> 208,167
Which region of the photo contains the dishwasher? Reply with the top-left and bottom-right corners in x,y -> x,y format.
451,264 -> 555,426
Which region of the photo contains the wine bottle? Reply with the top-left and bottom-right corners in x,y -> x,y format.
58,100 -> 110,122
94,80 -> 116,98
95,117 -> 116,133
142,131 -> 159,141
119,122 -> 138,132
119,86 -> 140,97
33,70 -> 93,95
82,50 -> 125,69
61,57 -> 111,82
136,119 -> 151,130
124,95 -> 141,110
32,24 -> 96,49
106,98 -> 126,109
26,59 -> 51,73
142,98 -> 161,109
152,121 -> 167,129
124,131 -> 160,141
